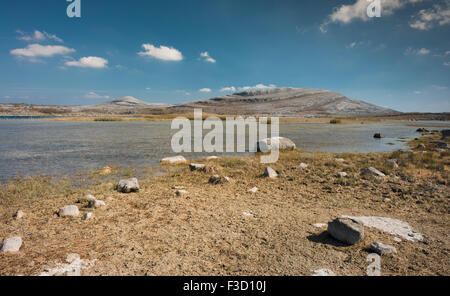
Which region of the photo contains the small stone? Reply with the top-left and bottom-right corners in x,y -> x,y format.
297,163 -> 309,169
66,253 -> 81,264
313,223 -> 326,228
80,194 -> 96,202
208,175 -> 230,185
337,172 -> 347,178
327,218 -> 364,245
361,167 -> 386,180
13,210 -> 24,220
88,200 -> 106,209
59,205 -> 80,217
189,163 -> 206,171
117,178 -> 140,193
82,213 -> 93,221
160,155 -> 187,164
176,190 -> 188,197
334,158 -> 345,163
264,167 -> 278,178
313,269 -> 335,276
248,187 -> 258,193
370,242 -> 397,255
243,211 -> 253,217
1,237 -> 22,253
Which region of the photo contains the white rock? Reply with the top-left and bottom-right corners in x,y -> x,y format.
257,137 -> 296,152
393,237 -> 402,243
1,237 -> 22,253
370,242 -> 397,255
117,178 -> 140,193
313,223 -> 326,228
82,213 -> 93,221
176,190 -> 188,197
313,269 -> 335,276
88,200 -> 106,209
160,155 -> 187,164
337,172 -> 348,178
14,210 -> 24,220
248,187 -> 258,193
243,211 -> 254,217
298,163 -> 309,169
361,167 -> 386,179
189,163 -> 206,171
334,158 -> 345,163
59,205 -> 80,217
81,194 -> 96,202
264,167 -> 278,178
66,253 -> 81,264
39,255 -> 97,276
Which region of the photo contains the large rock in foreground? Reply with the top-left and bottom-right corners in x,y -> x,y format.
117,178 -> 140,193
59,205 -> 80,217
257,137 -> 296,152
327,218 -> 364,245
1,237 -> 22,253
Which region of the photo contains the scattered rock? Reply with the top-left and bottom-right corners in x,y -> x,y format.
1,237 -> 22,253
343,216 -> 423,242
337,172 -> 347,178
79,194 -> 96,203
160,155 -> 187,164
59,205 -> 80,217
264,167 -> 278,179
327,218 -> 364,245
176,190 -> 188,197
13,210 -> 24,220
189,163 -> 206,171
313,269 -> 335,276
117,178 -> 140,193
361,167 -> 386,180
374,133 -> 382,139
248,187 -> 258,193
82,213 -> 93,221
88,200 -> 106,209
386,159 -> 399,169
297,163 -> 309,169
209,175 -> 230,185
334,158 -> 345,163
257,137 -> 296,152
370,242 -> 397,255
313,223 -> 326,228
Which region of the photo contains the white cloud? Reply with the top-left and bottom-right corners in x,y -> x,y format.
65,56 -> 108,68
10,44 -> 75,59
410,3 -> 450,30
431,85 -> 448,90
220,86 -> 237,92
444,61 -> 450,66
404,47 -> 430,55
16,30 -> 63,43
414,90 -> 422,94
138,44 -> 183,61
238,84 -> 277,91
321,0 -> 423,32
200,51 -> 216,63
145,87 -> 151,90
199,88 -> 212,93
84,92 -> 110,99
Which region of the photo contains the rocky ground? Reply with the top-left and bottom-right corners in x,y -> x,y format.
0,131 -> 449,276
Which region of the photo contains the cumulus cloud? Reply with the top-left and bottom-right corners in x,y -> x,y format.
200,52 -> 216,63
16,30 -> 63,43
199,88 -> 212,93
220,86 -> 237,92
444,61 -> 450,66
65,56 -> 108,68
10,44 -> 75,62
138,44 -> 183,61
320,0 -> 423,32
409,3 -> 450,30
404,47 -> 430,55
84,92 -> 110,99
238,84 -> 276,91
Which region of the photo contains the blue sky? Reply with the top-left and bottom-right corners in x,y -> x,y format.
0,0 -> 449,112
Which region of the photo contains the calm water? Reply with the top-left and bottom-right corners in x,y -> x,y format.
0,120 -> 448,182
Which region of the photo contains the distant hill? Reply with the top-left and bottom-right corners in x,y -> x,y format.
169,87 -> 398,116
87,96 -> 171,109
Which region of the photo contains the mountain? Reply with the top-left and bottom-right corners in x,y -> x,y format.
87,96 -> 171,109
170,87 -> 398,116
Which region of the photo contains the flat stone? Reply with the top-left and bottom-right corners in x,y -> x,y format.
361,167 -> 386,179
59,205 -> 80,217
370,242 -> 397,255
243,211 -> 254,217
160,155 -> 187,164
1,237 -> 22,253
264,167 -> 278,178
189,163 -> 206,171
117,178 -> 140,193
327,218 -> 364,245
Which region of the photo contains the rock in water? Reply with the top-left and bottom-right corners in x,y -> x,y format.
257,137 -> 296,152
370,242 -> 397,255
327,218 -> 364,245
160,156 -> 187,164
361,167 -> 386,180
374,133 -> 382,139
59,206 -> 80,217
1,237 -> 22,253
117,178 -> 140,193
264,167 -> 278,178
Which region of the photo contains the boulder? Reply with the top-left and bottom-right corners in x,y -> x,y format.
160,155 -> 187,164
117,178 -> 140,193
386,159 -> 399,169
370,242 -> 397,255
209,175 -> 230,185
1,237 -> 22,253
264,167 -> 278,178
189,163 -> 206,171
327,218 -> 364,245
59,205 -> 80,217
257,137 -> 296,152
361,167 -> 386,179
13,210 -> 24,220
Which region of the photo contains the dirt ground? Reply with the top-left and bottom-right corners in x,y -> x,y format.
0,132 -> 449,276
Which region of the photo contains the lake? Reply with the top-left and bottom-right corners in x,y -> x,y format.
0,119 -> 448,182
